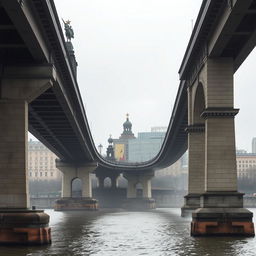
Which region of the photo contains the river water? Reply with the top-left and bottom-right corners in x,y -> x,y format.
0,208 -> 256,256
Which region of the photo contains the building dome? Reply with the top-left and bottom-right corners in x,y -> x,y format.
108,135 -> 113,144
123,114 -> 132,130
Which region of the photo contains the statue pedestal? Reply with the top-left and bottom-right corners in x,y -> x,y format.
123,198 -> 156,210
0,209 -> 51,245
54,197 -> 98,211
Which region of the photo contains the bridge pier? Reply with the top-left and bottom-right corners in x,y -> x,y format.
54,161 -> 98,211
181,123 -> 205,217
189,58 -> 254,236
97,175 -> 105,189
0,66 -> 54,244
123,172 -> 155,210
110,174 -> 120,189
96,173 -> 120,189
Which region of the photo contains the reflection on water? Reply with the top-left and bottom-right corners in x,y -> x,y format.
0,208 -> 256,256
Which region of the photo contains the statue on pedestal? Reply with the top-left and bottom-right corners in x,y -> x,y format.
62,19 -> 74,42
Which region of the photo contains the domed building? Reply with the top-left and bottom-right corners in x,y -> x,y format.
112,114 -> 136,162
121,114 -> 135,138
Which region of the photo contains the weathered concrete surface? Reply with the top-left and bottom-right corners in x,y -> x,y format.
0,67 -> 54,244
54,198 -> 98,211
187,58 -> 254,236
124,172 -> 154,199
181,193 -> 201,217
55,161 -> 98,210
0,210 -> 51,244
191,208 -> 254,237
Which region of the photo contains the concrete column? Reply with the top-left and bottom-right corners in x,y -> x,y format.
181,82 -> 206,216
0,66 -> 55,244
191,58 -> 254,236
55,161 -> 98,210
0,66 -> 54,208
142,176 -> 152,198
0,100 -> 29,208
79,168 -> 92,198
203,58 -> 237,194
126,176 -> 137,198
123,172 -> 155,210
110,175 -> 119,189
56,162 -> 75,198
181,125 -> 205,216
97,176 -> 105,188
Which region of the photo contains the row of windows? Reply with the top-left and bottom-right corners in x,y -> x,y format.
29,163 -> 54,166
237,160 -> 256,163
29,166 -> 54,169
29,162 -> 54,165
28,169 -> 56,172
29,172 -> 54,177
238,164 -> 256,168
29,157 -> 54,160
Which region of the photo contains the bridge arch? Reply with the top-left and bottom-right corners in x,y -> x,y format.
192,82 -> 206,124
71,177 -> 82,197
135,182 -> 143,198
104,177 -> 112,188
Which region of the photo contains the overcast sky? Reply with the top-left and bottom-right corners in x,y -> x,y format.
50,0 -> 256,153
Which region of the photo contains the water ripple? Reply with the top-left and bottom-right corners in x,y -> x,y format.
0,208 -> 256,255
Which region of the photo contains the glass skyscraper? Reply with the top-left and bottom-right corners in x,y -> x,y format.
128,127 -> 166,162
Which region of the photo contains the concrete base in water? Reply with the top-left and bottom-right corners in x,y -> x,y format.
0,209 -> 51,245
191,208 -> 255,237
181,194 -> 201,217
123,198 -> 156,210
54,197 -> 98,211
181,206 -> 198,217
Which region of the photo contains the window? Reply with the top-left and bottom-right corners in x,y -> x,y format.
45,172 -> 47,177
51,172 -> 53,177
40,172 -> 42,177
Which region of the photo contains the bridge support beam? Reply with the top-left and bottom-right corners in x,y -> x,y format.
97,175 -> 105,189
0,66 -> 55,244
54,161 -> 98,211
190,58 -> 254,236
181,124 -> 205,217
96,173 -> 120,189
123,172 -> 155,210
110,174 -> 120,189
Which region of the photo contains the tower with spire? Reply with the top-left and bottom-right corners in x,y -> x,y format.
106,135 -> 115,161
120,113 -> 135,139
112,114 -> 136,162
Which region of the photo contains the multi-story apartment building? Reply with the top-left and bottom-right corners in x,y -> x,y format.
236,152 -> 256,178
28,139 -> 62,181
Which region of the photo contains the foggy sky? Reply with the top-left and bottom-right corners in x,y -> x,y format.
51,0 -> 256,153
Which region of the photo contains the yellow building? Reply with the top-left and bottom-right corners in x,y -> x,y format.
28,139 -> 62,181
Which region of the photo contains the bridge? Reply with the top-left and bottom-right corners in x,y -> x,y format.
0,0 -> 256,244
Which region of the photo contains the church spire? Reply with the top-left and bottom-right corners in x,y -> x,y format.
120,113 -> 135,139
